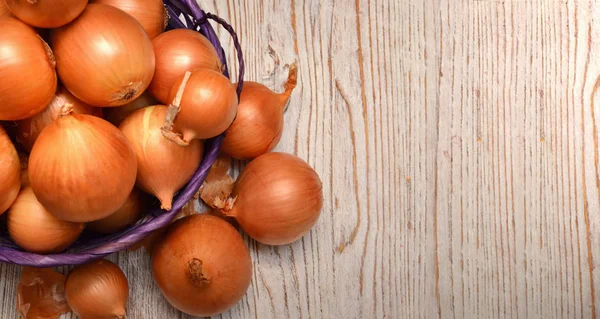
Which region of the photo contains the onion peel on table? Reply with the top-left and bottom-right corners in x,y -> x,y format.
17,267 -> 70,319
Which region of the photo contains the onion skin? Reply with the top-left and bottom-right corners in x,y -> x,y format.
227,152 -> 323,245
29,114 -> 137,222
152,214 -> 252,317
8,187 -> 84,253
0,126 -> 20,213
91,0 -> 166,39
150,29 -> 222,104
50,4 -> 155,107
104,91 -> 158,126
66,259 -> 129,319
17,86 -> 103,152
0,17 -> 56,121
120,105 -> 204,210
5,0 -> 87,28
87,188 -> 148,234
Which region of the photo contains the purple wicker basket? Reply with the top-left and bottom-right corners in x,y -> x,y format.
0,0 -> 244,267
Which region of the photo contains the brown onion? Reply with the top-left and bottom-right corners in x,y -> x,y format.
5,0 -> 87,28
0,126 -> 20,213
50,4 -> 155,107
29,113 -> 137,222
91,0 -> 167,39
149,29 -> 222,104
223,65 -> 297,159
87,188 -> 148,234
153,214 -> 252,317
8,187 -> 84,253
225,152 -> 323,245
0,17 -> 56,120
120,105 -> 204,210
17,86 -> 103,152
66,259 -> 129,319
104,91 -> 158,126
162,69 -> 238,145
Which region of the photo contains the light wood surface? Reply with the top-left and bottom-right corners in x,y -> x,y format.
1,0 -> 599,318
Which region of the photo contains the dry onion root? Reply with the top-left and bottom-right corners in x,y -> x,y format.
4,0 -> 88,28
18,267 -> 71,319
0,126 -> 20,214
91,0 -> 167,39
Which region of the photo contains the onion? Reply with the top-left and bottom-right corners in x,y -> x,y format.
225,152 -> 323,245
104,91 -> 158,126
50,4 -> 155,107
91,0 -> 167,39
66,259 -> 129,319
120,105 -> 204,210
152,214 -> 252,317
17,86 -> 103,152
87,188 -> 148,234
149,29 -> 222,104
162,69 -> 238,145
5,0 -> 87,28
0,126 -> 20,213
29,113 -> 137,222
8,187 -> 84,254
0,17 -> 56,121
223,65 -> 297,159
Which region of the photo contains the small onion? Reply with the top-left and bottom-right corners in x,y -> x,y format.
50,4 -> 155,107
17,86 -> 103,152
150,29 -> 222,104
66,259 -> 129,319
29,113 -> 137,222
223,65 -> 297,159
5,0 -> 87,28
0,17 -> 57,121
162,69 -> 238,145
87,188 -> 148,234
152,214 -> 252,317
8,187 -> 84,254
0,126 -> 20,213
104,91 -> 158,126
225,152 -> 323,245
91,0 -> 167,39
120,105 -> 204,210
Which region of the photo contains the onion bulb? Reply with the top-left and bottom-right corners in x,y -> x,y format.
0,126 -> 20,214
87,188 -> 148,234
120,105 -> 204,210
223,65 -> 297,159
104,91 -> 158,126
66,259 -> 129,319
29,113 -> 137,222
92,0 -> 167,39
152,214 -> 252,317
150,29 -> 222,104
162,69 -> 238,145
50,4 -> 155,107
0,17 -> 57,121
8,187 -> 84,254
17,86 -> 103,152
5,0 -> 87,28
225,152 -> 323,245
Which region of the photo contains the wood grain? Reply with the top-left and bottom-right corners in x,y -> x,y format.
1,0 -> 600,318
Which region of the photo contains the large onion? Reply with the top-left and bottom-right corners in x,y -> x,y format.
91,0 -> 167,39
0,17 -> 57,121
0,126 -> 20,213
5,0 -> 88,28
29,113 -> 137,222
149,29 -> 222,104
50,4 -> 155,107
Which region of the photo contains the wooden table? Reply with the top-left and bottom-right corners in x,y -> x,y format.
1,0 -> 599,318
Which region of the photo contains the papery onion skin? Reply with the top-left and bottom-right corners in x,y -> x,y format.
0,17 -> 56,121
29,114 -> 137,222
8,187 -> 84,254
104,91 -> 158,126
50,4 -> 155,107
5,0 -> 88,28
152,214 -> 252,317
150,29 -> 222,104
87,188 -> 148,234
91,0 -> 166,39
66,259 -> 129,319
227,152 -> 323,245
0,126 -> 20,213
120,105 -> 204,210
17,86 -> 103,152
